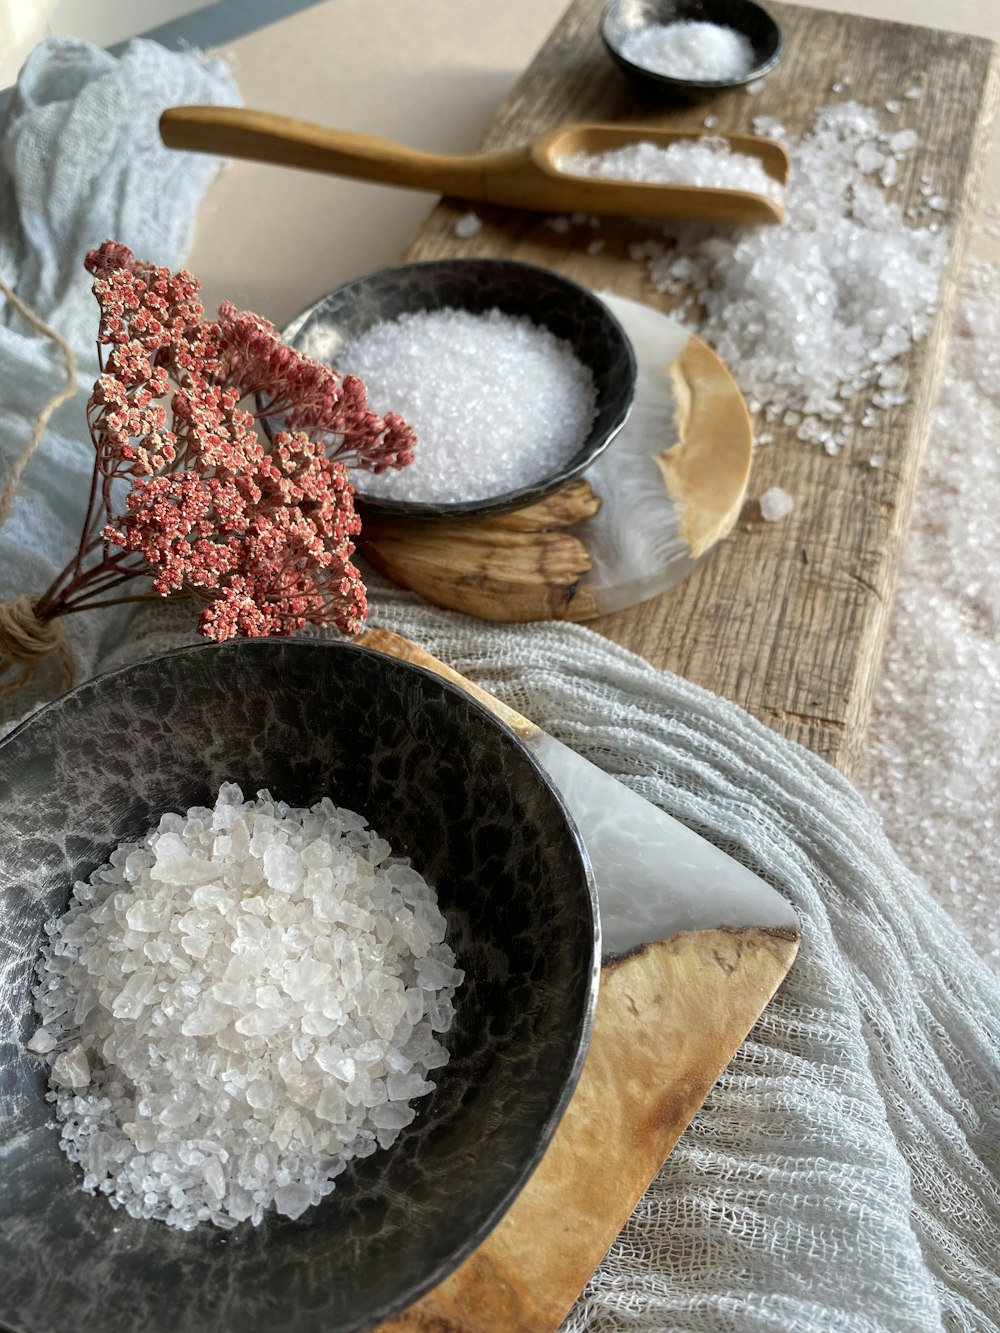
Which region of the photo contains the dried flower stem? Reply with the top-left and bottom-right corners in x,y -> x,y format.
0,242 -> 418,696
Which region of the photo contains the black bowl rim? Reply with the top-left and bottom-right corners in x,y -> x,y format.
0,636 -> 601,1333
599,0 -> 784,93
267,256 -> 638,521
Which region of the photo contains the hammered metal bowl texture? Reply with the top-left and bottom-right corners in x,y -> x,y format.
0,639 -> 599,1333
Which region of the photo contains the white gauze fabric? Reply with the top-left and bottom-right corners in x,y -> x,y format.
0,37 -> 239,727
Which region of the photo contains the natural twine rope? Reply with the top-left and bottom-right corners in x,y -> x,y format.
0,279 -> 78,697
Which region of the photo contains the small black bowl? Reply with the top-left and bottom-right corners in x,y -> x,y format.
601,0 -> 783,98
270,257 -> 637,520
0,639 -> 599,1333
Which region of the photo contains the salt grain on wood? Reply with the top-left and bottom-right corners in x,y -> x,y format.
759,487 -> 795,521
338,308 -> 598,504
32,783 -> 463,1230
619,21 -> 755,82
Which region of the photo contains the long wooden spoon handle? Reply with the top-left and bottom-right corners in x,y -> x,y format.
160,105 -> 486,197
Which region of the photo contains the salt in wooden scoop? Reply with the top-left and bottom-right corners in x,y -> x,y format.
160,106 -> 789,226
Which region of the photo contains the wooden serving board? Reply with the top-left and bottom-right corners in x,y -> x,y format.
397,0 -> 1000,777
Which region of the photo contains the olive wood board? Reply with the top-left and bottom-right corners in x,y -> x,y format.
359,630 -> 800,1333
396,0 -> 1000,776
356,299 -> 753,623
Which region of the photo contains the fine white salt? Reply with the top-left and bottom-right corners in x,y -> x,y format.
759,487 -> 794,521
31,783 -> 463,1229
555,136 -> 784,203
639,102 -> 949,453
619,20 -> 755,83
338,308 -> 598,504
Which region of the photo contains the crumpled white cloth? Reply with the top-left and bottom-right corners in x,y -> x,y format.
2,36 -> 999,1333
0,36 -> 239,723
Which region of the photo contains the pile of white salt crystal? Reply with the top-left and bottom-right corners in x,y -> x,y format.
338,307 -> 597,504
635,101 -> 949,455
29,783 -> 463,1229
619,20 -> 755,82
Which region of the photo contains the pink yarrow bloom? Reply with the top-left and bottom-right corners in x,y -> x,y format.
70,240 -> 418,641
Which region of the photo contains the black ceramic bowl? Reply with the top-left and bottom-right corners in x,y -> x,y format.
0,639 -> 599,1333
601,0 -> 783,98
270,257 -> 637,520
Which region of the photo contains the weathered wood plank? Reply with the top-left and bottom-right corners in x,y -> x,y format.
402,0 -> 1000,775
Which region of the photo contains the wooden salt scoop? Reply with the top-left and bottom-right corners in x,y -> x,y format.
160,106 -> 789,225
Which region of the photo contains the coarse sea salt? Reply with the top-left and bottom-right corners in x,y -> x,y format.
555,136 -> 784,203
29,783 -> 463,1230
637,101 -> 949,453
337,308 -> 598,504
620,20 -> 755,82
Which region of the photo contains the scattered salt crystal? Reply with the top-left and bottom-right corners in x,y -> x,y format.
25,1026 -> 57,1054
33,785 -> 463,1230
885,99 -> 901,114
337,308 -> 597,504
745,78 -> 766,95
453,211 -> 482,239
904,86 -> 922,99
869,454 -> 884,468
759,487 -> 795,521
586,238 -> 606,256
556,137 -> 784,203
544,215 -> 571,232
639,102 -> 949,453
889,128 -> 919,153
619,20 -> 755,82
703,114 -> 720,129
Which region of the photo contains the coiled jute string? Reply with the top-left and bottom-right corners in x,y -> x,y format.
0,279 -> 77,697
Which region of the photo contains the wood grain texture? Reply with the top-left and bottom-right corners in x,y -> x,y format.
399,0 -> 1000,776
358,480 -> 600,622
376,927 -> 799,1333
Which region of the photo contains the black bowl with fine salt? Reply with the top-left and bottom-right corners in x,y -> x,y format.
267,257 -> 637,520
601,0 -> 783,98
0,638 -> 599,1333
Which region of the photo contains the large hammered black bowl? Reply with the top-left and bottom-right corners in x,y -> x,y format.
0,639 -> 599,1333
269,257 -> 637,519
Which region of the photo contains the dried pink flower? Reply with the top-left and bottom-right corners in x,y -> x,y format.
28,241 -> 417,645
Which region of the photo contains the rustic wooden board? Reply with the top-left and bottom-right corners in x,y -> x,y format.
400,0 -> 1000,777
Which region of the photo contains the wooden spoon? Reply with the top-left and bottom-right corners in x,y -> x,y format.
160,106 -> 788,225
